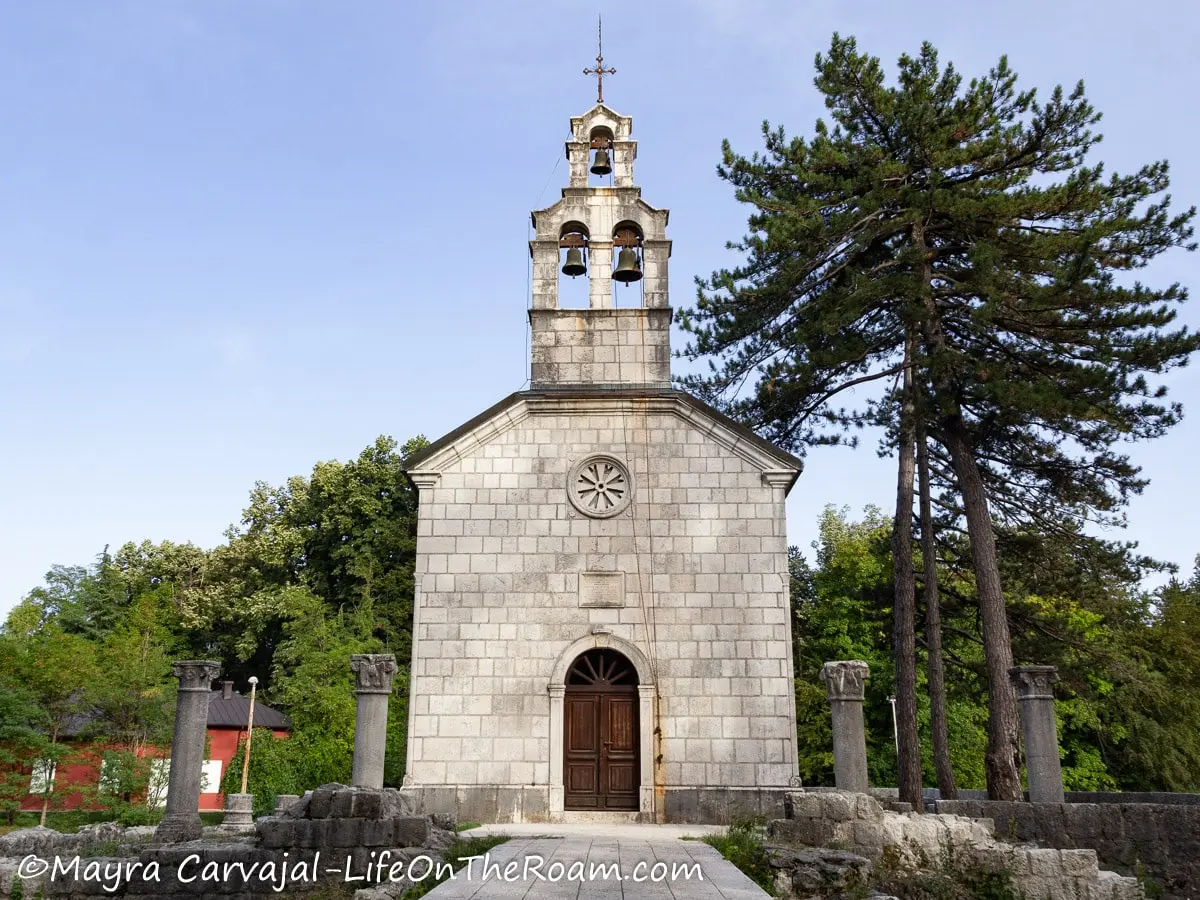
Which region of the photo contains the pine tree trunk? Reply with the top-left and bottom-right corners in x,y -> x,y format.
938,418 -> 1022,799
912,221 -> 1022,801
892,333 -> 923,810
918,421 -> 957,799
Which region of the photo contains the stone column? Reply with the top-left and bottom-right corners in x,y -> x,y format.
820,660 -> 871,794
351,654 -> 397,789
156,660 -> 221,842
1009,665 -> 1065,803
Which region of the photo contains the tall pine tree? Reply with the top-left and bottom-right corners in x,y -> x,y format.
681,35 -> 1196,799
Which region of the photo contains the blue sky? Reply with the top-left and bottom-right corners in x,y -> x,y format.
2,1 -> 1198,618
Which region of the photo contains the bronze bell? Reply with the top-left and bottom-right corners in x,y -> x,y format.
590,148 -> 612,176
561,247 -> 586,277
613,247 -> 643,284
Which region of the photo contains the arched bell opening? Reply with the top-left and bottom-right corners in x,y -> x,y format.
588,127 -> 614,185
563,649 -> 640,811
611,222 -> 644,308
558,222 -> 590,309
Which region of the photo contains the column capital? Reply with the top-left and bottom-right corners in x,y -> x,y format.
171,660 -> 221,692
1009,665 -> 1059,700
351,654 -> 398,695
820,660 -> 870,702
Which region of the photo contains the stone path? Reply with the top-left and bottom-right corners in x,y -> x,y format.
424,826 -> 769,899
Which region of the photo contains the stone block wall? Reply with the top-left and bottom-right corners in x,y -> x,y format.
772,791 -> 1142,900
529,308 -> 672,387
405,395 -> 800,821
936,799 -> 1200,899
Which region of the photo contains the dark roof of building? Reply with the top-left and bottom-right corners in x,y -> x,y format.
207,690 -> 291,730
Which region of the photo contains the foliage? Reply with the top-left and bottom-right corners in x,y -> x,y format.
793,504 -> 1200,793
701,820 -> 777,895
1,434 -> 425,816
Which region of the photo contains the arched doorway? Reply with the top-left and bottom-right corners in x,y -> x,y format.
563,648 -> 640,810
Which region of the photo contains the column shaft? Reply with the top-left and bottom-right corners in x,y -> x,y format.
157,660 -> 221,842
351,654 -> 397,789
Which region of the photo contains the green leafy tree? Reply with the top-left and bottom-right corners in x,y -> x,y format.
0,601 -> 99,824
682,34 -> 1196,798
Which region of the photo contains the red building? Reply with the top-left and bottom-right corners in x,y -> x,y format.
200,681 -> 291,811
17,681 -> 291,813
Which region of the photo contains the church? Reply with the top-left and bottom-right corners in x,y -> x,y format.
400,93 -> 803,823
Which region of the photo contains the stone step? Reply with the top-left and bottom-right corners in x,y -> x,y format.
557,810 -> 643,825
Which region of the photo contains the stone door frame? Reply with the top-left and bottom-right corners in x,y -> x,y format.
548,634 -> 656,819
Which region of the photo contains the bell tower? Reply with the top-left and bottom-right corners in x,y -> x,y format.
528,101 -> 672,389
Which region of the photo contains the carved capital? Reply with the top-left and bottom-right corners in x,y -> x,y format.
820,660 -> 870,702
1009,665 -> 1059,701
350,654 -> 398,694
171,660 -> 221,693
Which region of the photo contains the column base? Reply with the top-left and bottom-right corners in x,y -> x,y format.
222,793 -> 254,827
155,813 -> 203,842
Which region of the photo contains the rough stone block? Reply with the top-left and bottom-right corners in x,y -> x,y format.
330,789 -> 355,818
769,817 -> 835,846
308,787 -> 335,820
786,792 -> 826,820
360,818 -> 395,847
1061,849 -> 1099,878
299,820 -> 330,849
1066,804 -> 1106,840
1027,848 -> 1064,878
394,817 -> 431,848
330,817 -> 362,848
351,790 -> 383,819
821,792 -> 856,822
256,818 -> 293,849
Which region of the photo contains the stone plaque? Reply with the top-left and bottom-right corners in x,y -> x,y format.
580,571 -> 625,608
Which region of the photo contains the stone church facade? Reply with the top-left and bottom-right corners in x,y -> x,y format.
401,103 -> 803,823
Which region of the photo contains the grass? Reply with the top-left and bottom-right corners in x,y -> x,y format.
400,834 -> 510,899
701,819 -> 778,896
456,821 -> 482,832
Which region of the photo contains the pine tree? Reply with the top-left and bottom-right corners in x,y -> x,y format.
680,34 -> 1197,799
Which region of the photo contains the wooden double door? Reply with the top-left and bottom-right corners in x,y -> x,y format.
563,649 -> 640,811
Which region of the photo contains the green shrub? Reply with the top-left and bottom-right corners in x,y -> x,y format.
701,820 -> 777,896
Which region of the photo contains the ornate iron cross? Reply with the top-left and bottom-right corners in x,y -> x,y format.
583,18 -> 616,104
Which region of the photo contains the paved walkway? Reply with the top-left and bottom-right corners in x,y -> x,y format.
425,826 -> 769,899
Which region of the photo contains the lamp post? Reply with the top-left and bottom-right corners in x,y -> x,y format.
239,676 -> 258,794
887,695 -> 899,754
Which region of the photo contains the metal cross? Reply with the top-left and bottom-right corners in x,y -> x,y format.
582,17 -> 616,105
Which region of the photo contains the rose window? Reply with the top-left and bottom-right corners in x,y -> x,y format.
568,455 -> 632,518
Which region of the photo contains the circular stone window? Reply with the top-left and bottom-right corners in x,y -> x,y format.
568,454 -> 633,518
